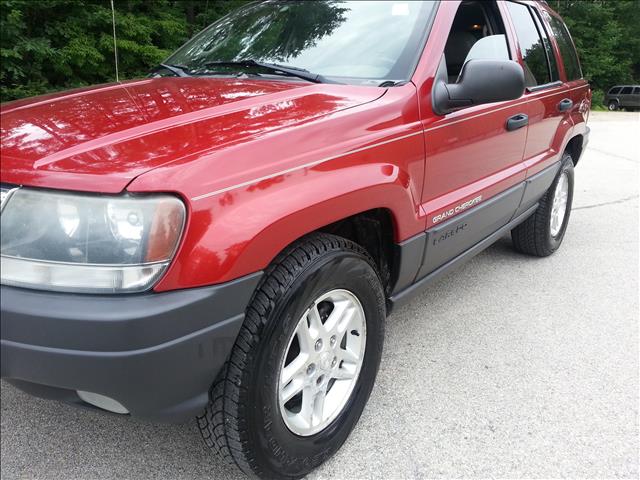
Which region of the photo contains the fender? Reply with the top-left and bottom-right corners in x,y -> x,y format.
152,158 -> 423,290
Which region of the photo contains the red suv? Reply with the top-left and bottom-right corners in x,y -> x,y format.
1,1 -> 590,478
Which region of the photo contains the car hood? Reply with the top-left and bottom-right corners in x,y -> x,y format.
1,77 -> 384,193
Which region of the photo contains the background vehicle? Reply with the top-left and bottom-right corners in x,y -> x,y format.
604,85 -> 640,111
0,1 -> 590,479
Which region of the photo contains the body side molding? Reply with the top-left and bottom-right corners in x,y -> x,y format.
515,161 -> 561,217
418,182 -> 526,279
387,203 -> 539,314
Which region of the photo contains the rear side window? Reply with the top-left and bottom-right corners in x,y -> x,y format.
620,87 -> 633,94
609,87 -> 622,94
634,87 -> 640,94
506,1 -> 552,87
531,8 -> 559,81
545,13 -> 582,80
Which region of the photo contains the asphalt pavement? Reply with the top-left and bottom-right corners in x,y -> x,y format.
1,111 -> 638,479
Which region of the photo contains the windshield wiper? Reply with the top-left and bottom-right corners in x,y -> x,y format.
200,60 -> 338,84
156,63 -> 191,77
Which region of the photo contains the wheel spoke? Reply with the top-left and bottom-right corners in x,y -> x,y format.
324,300 -> 353,335
280,353 -> 308,387
339,346 -> 359,365
312,388 -> 327,426
280,377 -> 304,404
296,317 -> 317,355
333,364 -> 356,380
307,304 -> 324,337
338,305 -> 357,335
299,386 -> 316,427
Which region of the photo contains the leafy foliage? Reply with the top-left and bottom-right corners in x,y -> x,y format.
554,0 -> 640,92
0,0 -> 248,100
0,0 -> 638,101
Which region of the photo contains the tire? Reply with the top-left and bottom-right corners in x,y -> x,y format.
511,153 -> 574,257
608,101 -> 619,111
198,233 -> 385,479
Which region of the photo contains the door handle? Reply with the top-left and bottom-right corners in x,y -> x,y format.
558,98 -> 573,112
506,113 -> 528,131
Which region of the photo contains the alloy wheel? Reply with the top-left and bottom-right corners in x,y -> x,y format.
550,171 -> 569,237
278,289 -> 366,436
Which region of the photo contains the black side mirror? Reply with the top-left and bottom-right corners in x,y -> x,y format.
432,56 -> 525,115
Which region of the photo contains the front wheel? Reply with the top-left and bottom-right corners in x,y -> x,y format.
511,153 -> 574,257
608,101 -> 619,111
198,233 -> 385,479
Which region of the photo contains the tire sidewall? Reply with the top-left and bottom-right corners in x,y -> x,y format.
545,155 -> 574,252
243,250 -> 385,478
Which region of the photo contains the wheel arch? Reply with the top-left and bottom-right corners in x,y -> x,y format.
317,208 -> 397,296
154,162 -> 425,291
564,133 -> 585,166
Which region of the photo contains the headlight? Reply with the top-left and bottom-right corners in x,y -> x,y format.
0,188 -> 185,294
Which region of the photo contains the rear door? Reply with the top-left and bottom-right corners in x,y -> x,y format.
503,0 -> 570,200
542,9 -> 590,136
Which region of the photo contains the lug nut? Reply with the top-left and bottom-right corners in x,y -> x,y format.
307,363 -> 316,376
330,335 -> 337,347
316,375 -> 324,386
315,339 -> 323,351
331,356 -> 337,368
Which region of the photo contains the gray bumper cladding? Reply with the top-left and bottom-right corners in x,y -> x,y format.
0,272 -> 262,423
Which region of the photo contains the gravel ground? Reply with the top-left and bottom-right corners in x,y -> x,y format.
1,111 -> 638,480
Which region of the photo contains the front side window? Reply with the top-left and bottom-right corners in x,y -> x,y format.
165,1 -> 437,86
544,12 -> 582,81
506,1 -> 551,87
609,87 -> 622,94
443,1 -> 510,83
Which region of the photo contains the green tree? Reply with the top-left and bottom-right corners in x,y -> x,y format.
554,0 -> 640,104
1,0 -> 638,102
0,0 -> 247,101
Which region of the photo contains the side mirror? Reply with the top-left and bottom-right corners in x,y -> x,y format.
432,57 -> 525,115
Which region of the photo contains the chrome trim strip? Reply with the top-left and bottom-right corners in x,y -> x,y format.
0,254 -> 168,268
191,130 -> 424,201
190,84 -> 588,202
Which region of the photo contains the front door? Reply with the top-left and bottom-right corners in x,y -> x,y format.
416,0 -> 529,278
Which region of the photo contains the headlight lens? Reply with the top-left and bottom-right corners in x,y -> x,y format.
0,188 -> 185,293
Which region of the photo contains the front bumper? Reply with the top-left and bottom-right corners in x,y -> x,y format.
0,272 -> 262,423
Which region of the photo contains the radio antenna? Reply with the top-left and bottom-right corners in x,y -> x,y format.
110,0 -> 120,82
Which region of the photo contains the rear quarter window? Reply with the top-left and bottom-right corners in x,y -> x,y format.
544,12 -> 582,81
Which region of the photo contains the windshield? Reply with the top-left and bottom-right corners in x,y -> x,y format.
165,1 -> 437,85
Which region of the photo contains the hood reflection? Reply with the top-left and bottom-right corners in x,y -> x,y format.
0,77 -> 379,191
